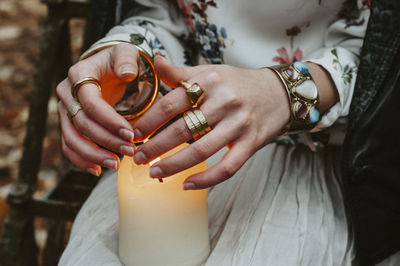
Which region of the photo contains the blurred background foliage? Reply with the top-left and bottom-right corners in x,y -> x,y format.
0,0 -> 85,259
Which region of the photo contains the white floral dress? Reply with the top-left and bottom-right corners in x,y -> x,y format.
59,0 -> 400,265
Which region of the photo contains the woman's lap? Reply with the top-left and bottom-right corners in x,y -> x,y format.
205,143 -> 351,266
59,143 -> 400,266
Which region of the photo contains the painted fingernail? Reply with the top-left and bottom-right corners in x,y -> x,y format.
183,182 -> 196,190
119,64 -> 136,76
103,159 -> 118,170
87,167 -> 100,176
133,129 -> 143,141
134,151 -> 147,165
150,166 -> 163,178
120,145 -> 135,156
119,128 -> 134,142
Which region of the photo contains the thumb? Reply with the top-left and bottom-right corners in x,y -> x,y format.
112,43 -> 140,82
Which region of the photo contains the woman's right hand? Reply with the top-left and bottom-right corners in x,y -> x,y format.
56,43 -> 140,176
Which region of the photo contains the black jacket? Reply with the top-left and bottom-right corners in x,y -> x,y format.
84,0 -> 400,264
342,0 -> 400,264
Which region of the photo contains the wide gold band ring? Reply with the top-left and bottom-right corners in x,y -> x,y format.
71,77 -> 102,100
183,107 -> 211,140
67,102 -> 82,121
180,81 -> 205,106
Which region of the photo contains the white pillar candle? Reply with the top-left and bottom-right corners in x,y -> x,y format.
118,143 -> 210,266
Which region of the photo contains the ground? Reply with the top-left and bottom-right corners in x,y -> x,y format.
0,0 -> 85,256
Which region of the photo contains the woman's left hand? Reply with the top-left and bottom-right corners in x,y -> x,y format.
132,56 -> 290,189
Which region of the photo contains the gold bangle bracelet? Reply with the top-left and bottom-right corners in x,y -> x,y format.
79,40 -> 159,122
268,62 -> 320,134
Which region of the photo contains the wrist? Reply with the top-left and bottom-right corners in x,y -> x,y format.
259,67 -> 291,134
305,62 -> 339,114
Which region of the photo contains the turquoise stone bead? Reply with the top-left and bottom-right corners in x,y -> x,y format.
293,61 -> 309,75
309,107 -> 320,123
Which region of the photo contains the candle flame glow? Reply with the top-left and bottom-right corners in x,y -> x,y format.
149,157 -> 160,166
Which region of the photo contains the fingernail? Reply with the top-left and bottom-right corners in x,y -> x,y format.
119,128 -> 134,142
103,159 -> 118,170
120,145 -> 134,156
183,182 -> 196,190
133,129 -> 143,141
87,167 -> 100,176
150,166 -> 163,178
134,151 -> 147,165
119,64 -> 136,76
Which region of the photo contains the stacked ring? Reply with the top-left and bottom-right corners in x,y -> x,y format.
71,77 -> 102,100
183,107 -> 211,140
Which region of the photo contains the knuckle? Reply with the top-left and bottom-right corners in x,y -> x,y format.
237,114 -> 251,131
172,123 -> 191,142
101,137 -> 115,150
73,117 -> 88,135
56,83 -> 64,99
68,62 -> 83,79
159,97 -> 176,117
218,91 -> 241,110
220,163 -> 235,178
81,99 -> 96,114
225,93 -> 241,108
114,43 -> 138,60
205,70 -> 222,86
63,134 -> 74,151
192,143 -> 210,160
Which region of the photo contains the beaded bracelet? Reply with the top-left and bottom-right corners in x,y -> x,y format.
268,62 -> 320,134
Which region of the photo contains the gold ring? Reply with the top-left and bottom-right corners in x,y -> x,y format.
183,107 -> 211,140
183,113 -> 198,139
193,108 -> 211,137
180,81 -> 205,106
67,102 -> 82,121
186,109 -> 202,140
71,77 -> 102,100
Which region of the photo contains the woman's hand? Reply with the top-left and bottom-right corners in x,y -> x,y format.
132,56 -> 291,189
57,43 -> 140,176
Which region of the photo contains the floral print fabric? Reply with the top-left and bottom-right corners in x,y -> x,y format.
89,0 -> 370,138
59,2 -> 400,266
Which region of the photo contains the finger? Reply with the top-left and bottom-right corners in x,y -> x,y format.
132,64 -> 214,142
59,101 -> 135,156
59,102 -> 120,170
112,43 -> 140,81
148,118 -> 242,179
134,99 -> 225,164
61,56 -> 135,142
133,118 -> 191,165
154,55 -> 205,87
61,136 -> 101,176
182,138 -> 254,190
132,87 -> 193,141
57,78 -> 134,143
